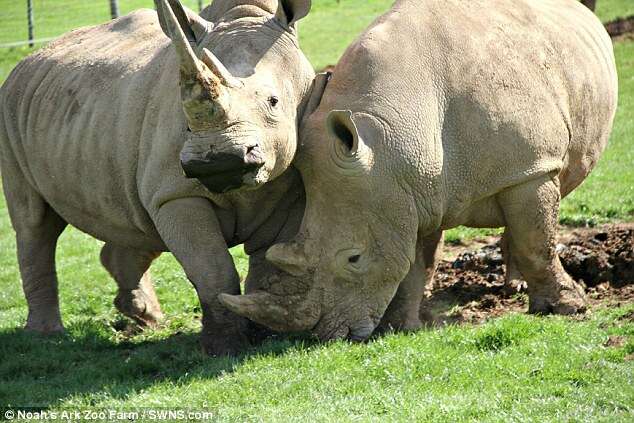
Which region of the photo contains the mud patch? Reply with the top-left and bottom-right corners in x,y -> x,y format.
558,226 -> 634,287
422,224 -> 634,325
606,15 -> 634,39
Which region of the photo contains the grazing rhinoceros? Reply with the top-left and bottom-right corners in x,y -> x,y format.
219,0 -> 618,341
0,0 -> 318,355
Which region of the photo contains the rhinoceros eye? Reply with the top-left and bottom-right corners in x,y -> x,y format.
268,96 -> 279,107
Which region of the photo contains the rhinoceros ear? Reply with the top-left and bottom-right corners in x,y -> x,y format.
327,110 -> 361,156
302,72 -> 331,121
275,0 -> 312,28
155,0 -> 212,44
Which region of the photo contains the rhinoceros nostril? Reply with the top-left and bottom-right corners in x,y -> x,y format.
244,145 -> 265,168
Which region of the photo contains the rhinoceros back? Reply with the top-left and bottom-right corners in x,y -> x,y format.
0,10 -> 178,246
332,0 -> 616,210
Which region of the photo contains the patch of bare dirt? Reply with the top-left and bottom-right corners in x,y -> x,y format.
604,335 -> 627,348
422,224 -> 634,325
606,15 -> 634,38
558,226 -> 634,287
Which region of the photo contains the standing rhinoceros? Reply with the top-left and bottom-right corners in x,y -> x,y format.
219,0 -> 618,341
0,0 -> 319,355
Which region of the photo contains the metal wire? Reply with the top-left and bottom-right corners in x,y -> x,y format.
0,0 -> 204,48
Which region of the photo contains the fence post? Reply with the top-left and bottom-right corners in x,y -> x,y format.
27,0 -> 34,47
109,0 -> 120,19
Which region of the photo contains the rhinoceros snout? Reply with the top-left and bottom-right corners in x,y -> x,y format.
180,145 -> 265,193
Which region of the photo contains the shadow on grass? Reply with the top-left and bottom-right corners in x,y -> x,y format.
0,321 -> 315,407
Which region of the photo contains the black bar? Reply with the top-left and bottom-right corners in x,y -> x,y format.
27,0 -> 34,47
109,0 -> 120,19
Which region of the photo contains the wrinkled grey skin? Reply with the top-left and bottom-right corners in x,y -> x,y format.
0,0 -> 315,355
220,0 -> 618,341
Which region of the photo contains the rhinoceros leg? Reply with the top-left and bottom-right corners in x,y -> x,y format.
2,169 -> 68,334
421,230 -> 444,297
500,230 -> 527,293
497,175 -> 586,315
153,197 -> 249,356
379,230 -> 444,332
100,244 -> 163,327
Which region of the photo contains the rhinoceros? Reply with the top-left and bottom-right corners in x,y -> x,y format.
219,0 -> 618,341
0,0 -> 318,355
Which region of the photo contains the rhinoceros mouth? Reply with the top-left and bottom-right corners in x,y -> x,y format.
195,164 -> 264,193
181,151 -> 266,193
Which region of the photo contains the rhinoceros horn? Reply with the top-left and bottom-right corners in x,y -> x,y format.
156,0 -> 237,130
265,242 -> 310,277
218,292 -> 310,332
218,275 -> 321,333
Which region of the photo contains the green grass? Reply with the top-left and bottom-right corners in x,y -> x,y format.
559,40 -> 634,226
0,0 -> 633,418
0,1 -> 203,45
1,301 -> 633,420
596,0 -> 634,22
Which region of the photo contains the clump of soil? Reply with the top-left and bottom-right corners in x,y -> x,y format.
422,224 -> 633,325
605,15 -> 634,39
558,227 -> 633,287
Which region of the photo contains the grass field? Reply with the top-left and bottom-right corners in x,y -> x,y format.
0,0 -> 633,420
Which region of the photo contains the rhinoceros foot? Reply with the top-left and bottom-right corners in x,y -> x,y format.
200,330 -> 251,357
528,277 -> 587,315
114,288 -> 164,328
246,321 -> 278,345
24,314 -> 65,335
375,314 -> 422,335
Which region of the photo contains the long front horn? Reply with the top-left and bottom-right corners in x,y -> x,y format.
158,0 -> 231,130
166,0 -> 211,43
157,0 -> 203,76
218,292 -> 317,332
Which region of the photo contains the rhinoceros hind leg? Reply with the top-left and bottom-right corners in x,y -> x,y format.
421,230 -> 444,297
497,175 -> 586,315
100,244 -> 163,328
380,230 -> 444,332
5,176 -> 68,333
500,230 -> 528,294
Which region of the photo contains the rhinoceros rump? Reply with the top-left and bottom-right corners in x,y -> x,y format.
220,0 -> 618,341
0,0 -> 318,355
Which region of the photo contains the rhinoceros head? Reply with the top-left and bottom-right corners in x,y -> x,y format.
155,0 -> 315,193
219,107 -> 420,341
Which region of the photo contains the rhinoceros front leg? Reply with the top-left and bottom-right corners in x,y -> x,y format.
153,197 -> 249,355
497,175 -> 586,315
241,249 -> 283,344
100,244 -> 163,328
378,230 -> 444,332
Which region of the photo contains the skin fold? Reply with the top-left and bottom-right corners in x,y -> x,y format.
0,0 -> 316,356
220,0 -> 618,341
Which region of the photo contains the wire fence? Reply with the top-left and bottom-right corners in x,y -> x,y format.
0,0 -> 205,48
